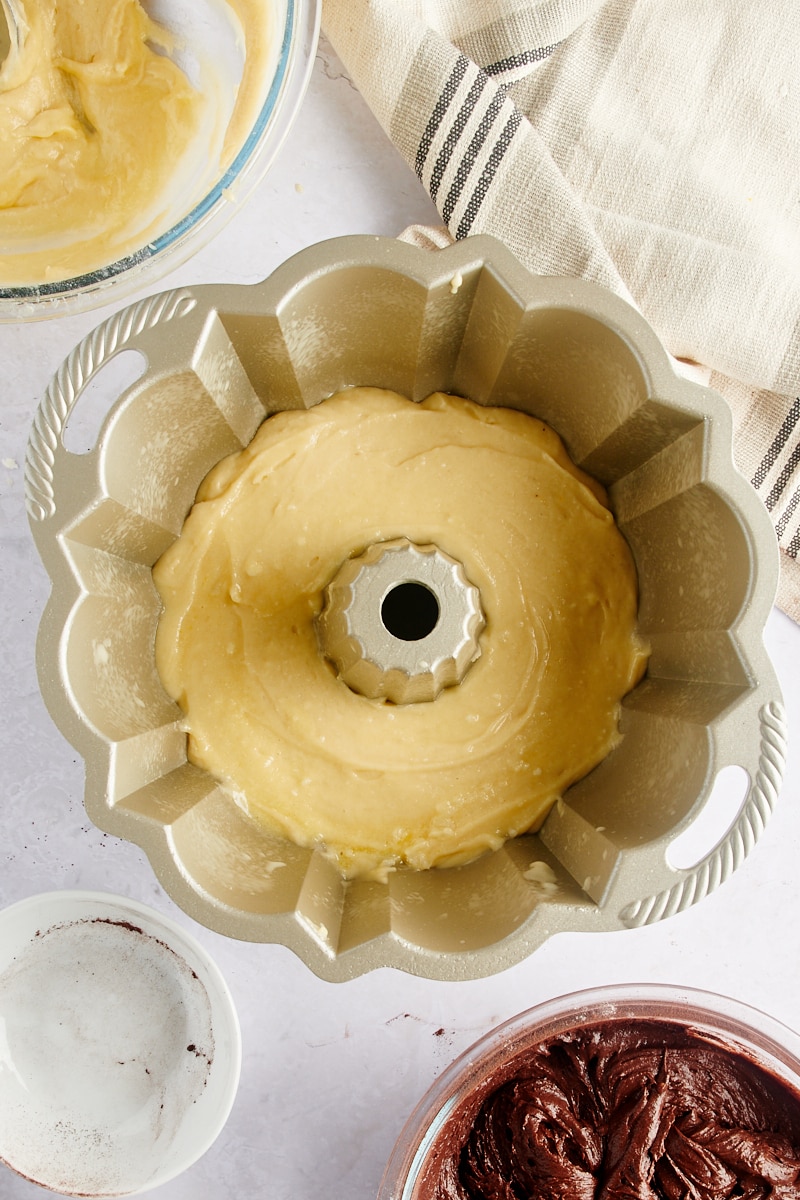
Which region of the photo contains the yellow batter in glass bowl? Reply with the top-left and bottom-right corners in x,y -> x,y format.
0,0 -> 318,314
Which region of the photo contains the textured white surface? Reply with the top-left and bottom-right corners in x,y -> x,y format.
1,35 -> 799,1200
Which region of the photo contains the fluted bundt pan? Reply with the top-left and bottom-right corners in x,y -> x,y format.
25,235 -> 785,981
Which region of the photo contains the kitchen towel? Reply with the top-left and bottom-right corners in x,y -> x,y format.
322,0 -> 800,621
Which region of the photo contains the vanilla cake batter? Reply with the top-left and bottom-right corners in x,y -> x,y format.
0,0 -> 275,285
153,388 -> 649,880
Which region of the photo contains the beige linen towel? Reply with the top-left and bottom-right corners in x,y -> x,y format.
322,0 -> 800,621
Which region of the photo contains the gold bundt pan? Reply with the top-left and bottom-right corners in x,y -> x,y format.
25,235 -> 784,981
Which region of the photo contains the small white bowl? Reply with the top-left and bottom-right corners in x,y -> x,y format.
0,891 -> 241,1197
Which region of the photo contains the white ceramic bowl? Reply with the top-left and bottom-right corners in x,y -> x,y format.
379,983 -> 800,1198
0,0 -> 320,321
0,891 -> 241,1196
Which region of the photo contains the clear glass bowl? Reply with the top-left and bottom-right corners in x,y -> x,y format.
378,983 -> 800,1199
0,0 -> 320,322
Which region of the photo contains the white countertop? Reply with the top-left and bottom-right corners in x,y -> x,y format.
1,35 -> 799,1200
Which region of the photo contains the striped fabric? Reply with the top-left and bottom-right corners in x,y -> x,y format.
414,55 -> 524,236
322,0 -> 800,620
710,376 -> 800,618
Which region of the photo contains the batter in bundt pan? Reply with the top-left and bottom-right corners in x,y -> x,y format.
153,387 -> 648,880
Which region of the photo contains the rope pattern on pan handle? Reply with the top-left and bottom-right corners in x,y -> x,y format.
619,700 -> 787,927
25,289 -> 197,522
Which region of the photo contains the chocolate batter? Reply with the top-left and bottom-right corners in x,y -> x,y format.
424,1020 -> 800,1199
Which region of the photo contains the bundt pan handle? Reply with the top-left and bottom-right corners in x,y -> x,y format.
546,692 -> 788,935
24,234 -> 786,982
25,286 -> 210,526
618,699 -> 786,927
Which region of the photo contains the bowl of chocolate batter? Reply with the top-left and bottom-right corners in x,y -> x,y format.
379,984 -> 800,1200
25,234 -> 785,980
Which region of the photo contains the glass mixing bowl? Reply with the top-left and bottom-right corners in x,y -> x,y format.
378,984 -> 800,1199
0,0 -> 320,321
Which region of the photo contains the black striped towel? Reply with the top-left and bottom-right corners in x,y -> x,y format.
322,0 -> 800,621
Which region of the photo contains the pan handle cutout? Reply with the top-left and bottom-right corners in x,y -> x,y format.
62,349 -> 147,455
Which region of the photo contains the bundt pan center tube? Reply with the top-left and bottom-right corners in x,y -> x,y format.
25,235 -> 786,982
317,536 -> 486,705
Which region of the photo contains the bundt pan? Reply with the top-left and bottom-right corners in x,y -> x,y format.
25,235 -> 786,982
